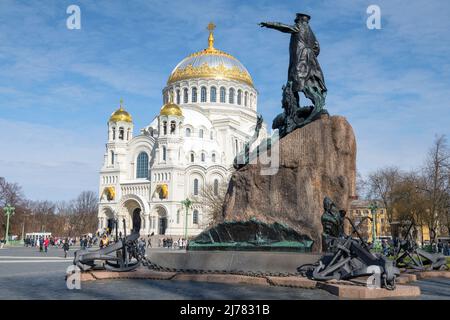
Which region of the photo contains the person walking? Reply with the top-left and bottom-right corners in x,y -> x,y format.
44,237 -> 49,253
147,237 -> 152,248
63,239 -> 70,258
39,237 -> 44,252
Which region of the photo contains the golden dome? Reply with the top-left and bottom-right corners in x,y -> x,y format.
160,102 -> 183,117
167,22 -> 254,87
160,92 -> 183,117
109,99 -> 132,123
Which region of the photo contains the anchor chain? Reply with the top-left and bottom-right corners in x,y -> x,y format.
141,255 -> 302,278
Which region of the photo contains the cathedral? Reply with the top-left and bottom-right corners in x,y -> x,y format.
97,24 -> 266,237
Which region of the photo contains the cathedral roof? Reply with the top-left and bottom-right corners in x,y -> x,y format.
167,22 -> 253,87
109,99 -> 132,123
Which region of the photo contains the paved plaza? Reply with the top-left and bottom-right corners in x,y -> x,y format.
0,246 -> 449,300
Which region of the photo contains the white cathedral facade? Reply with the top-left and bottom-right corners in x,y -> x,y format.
97,24 -> 267,237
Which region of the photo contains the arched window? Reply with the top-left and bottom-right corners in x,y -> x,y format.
176,89 -> 180,104
183,88 -> 188,103
210,131 -> 213,140
112,127 -> 116,140
162,146 -> 166,161
190,153 -> 194,163
119,127 -> 124,140
170,121 -> 176,134
244,91 -> 248,107
177,210 -> 180,224
201,153 -> 205,162
111,151 -> 115,165
163,121 -> 167,135
214,179 -> 219,196
193,210 -> 199,224
199,129 -> 204,138
212,153 -> 216,163
220,87 -> 226,103
237,90 -> 242,105
185,128 -> 191,137
193,179 -> 199,195
210,87 -> 217,102
136,152 -> 149,179
229,88 -> 235,104
201,86 -> 207,102
192,87 -> 197,103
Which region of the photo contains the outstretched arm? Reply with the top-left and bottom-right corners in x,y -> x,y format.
259,22 -> 299,33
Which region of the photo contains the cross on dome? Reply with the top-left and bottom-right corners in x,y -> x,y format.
207,22 -> 216,50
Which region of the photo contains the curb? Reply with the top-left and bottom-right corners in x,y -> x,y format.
78,268 -> 445,298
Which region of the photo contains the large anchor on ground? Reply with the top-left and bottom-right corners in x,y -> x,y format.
73,218 -> 146,272
298,197 -> 400,290
391,221 -> 448,271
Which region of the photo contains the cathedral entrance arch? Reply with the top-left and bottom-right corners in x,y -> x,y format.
155,206 -> 168,235
132,208 -> 142,233
119,194 -> 149,235
100,207 -> 115,234
121,198 -> 143,234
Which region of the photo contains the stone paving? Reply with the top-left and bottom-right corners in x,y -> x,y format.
0,247 -> 449,300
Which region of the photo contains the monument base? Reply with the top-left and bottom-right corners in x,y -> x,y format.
222,115 -> 357,252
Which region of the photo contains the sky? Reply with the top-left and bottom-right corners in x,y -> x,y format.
0,0 -> 449,201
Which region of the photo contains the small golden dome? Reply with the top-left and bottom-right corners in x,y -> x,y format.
160,102 -> 183,117
109,99 -> 132,123
160,92 -> 183,117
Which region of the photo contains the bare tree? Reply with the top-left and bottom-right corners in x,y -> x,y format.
367,167 -> 402,224
390,172 -> 429,243
198,182 -> 228,227
0,177 -> 26,238
71,191 -> 98,235
355,170 -> 367,199
0,177 -> 25,208
419,135 -> 450,244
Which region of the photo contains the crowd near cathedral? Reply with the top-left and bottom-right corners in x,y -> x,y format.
98,23 -> 268,237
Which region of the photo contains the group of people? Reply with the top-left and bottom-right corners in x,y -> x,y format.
379,238 -> 450,256
436,241 -> 450,256
25,236 -> 79,248
159,237 -> 188,250
79,235 -> 97,249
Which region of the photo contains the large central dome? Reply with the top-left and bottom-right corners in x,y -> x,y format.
167,23 -> 253,87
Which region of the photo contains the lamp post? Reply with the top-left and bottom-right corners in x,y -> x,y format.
3,204 -> 15,245
368,202 -> 378,247
181,198 -> 193,240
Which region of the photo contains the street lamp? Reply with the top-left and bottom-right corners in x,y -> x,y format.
368,202 -> 378,247
3,204 -> 15,245
181,198 -> 193,240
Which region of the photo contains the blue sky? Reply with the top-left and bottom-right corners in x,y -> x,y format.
1,0 -> 449,201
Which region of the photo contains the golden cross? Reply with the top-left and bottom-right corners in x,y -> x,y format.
119,98 -> 124,109
207,22 -> 216,49
207,22 -> 216,32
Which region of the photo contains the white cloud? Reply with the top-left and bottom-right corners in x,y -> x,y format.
0,118 -> 103,200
